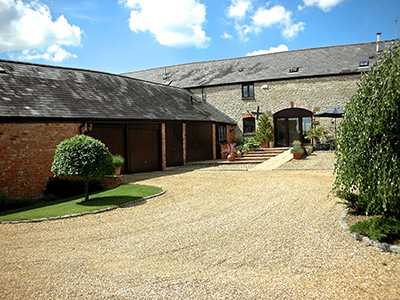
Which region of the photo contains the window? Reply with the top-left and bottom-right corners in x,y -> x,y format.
243,117 -> 255,134
359,61 -> 369,67
289,67 -> 299,73
217,125 -> 227,142
242,83 -> 254,99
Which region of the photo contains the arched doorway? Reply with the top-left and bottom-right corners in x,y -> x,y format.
274,108 -> 312,146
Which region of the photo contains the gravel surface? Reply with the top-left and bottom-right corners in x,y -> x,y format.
1,152 -> 399,299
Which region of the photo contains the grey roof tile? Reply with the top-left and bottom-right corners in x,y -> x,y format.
0,60 -> 235,124
123,41 -> 393,88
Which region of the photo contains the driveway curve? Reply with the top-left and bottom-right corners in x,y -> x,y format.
1,153 -> 399,299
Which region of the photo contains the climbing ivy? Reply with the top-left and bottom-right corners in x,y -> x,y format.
334,40 -> 400,217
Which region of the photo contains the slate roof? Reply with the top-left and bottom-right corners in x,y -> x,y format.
0,60 -> 235,124
123,40 -> 393,88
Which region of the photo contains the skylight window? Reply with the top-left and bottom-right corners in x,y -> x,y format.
289,67 -> 299,73
0,67 -> 6,74
359,61 -> 369,67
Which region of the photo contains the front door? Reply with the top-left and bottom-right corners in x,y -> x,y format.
274,108 -> 312,146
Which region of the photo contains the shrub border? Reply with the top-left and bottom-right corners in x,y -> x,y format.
339,208 -> 400,255
0,190 -> 165,224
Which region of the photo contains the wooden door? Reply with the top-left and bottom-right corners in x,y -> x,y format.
128,124 -> 161,173
90,125 -> 126,172
186,123 -> 213,161
166,123 -> 183,167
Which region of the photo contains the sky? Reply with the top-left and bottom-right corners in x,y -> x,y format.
0,0 -> 399,74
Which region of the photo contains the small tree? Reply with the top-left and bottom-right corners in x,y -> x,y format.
255,113 -> 273,143
51,135 -> 115,202
335,40 -> 400,217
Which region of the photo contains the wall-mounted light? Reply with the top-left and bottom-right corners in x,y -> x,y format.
261,84 -> 269,89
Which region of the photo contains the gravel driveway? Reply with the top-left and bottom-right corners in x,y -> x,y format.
1,153 -> 399,299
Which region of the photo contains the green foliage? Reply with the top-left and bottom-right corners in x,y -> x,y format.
290,140 -> 304,154
52,135 -> 115,181
112,155 -> 125,167
255,113 -> 273,142
244,137 -> 260,149
305,126 -> 328,143
52,135 -> 115,201
350,216 -> 400,243
335,41 -> 400,218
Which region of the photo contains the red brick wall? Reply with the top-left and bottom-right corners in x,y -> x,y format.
0,122 -> 80,199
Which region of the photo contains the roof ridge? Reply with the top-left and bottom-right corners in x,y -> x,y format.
123,40 -> 393,73
0,58 -> 188,91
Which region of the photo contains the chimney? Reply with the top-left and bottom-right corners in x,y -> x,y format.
376,32 -> 382,52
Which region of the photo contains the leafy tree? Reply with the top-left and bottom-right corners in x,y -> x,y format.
52,135 -> 115,202
335,40 -> 400,218
255,113 -> 273,142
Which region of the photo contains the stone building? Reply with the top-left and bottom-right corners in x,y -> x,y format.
124,38 -> 393,146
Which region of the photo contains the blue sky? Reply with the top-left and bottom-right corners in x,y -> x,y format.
0,0 -> 399,74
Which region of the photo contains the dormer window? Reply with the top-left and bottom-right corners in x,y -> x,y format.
359,61 -> 369,67
289,67 -> 299,73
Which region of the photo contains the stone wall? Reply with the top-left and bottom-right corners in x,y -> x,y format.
191,74 -> 360,138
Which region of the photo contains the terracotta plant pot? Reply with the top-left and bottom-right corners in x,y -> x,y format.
260,141 -> 269,148
114,166 -> 122,175
293,152 -> 303,160
227,154 -> 235,161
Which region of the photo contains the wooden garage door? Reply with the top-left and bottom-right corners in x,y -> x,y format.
186,123 -> 213,162
128,124 -> 161,173
166,123 -> 183,167
90,125 -> 126,172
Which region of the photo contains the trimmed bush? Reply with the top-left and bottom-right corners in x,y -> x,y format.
52,135 -> 115,201
255,113 -> 273,143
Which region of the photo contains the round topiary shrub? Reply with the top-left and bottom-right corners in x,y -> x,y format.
51,135 -> 115,201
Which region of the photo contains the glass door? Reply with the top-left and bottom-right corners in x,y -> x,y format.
288,118 -> 299,145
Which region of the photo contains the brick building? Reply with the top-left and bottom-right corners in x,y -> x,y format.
0,61 -> 235,199
125,39 -> 393,146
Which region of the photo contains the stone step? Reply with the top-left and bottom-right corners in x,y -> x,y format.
234,147 -> 290,162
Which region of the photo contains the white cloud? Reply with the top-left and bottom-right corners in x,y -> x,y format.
0,0 -> 82,62
122,0 -> 210,48
221,32 -> 233,39
302,0 -> 345,12
253,5 -> 305,40
246,44 -> 289,56
227,0 -> 252,19
226,2 -> 305,41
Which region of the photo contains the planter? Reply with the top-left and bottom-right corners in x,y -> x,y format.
293,152 -> 303,159
227,154 -> 235,161
260,141 -> 269,148
114,166 -> 122,175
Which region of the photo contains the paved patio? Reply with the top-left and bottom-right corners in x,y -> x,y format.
0,152 -> 399,299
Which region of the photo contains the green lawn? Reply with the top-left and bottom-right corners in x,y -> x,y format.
0,184 -> 163,222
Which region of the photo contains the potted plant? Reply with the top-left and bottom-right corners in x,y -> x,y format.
222,143 -> 237,161
112,155 -> 125,175
305,126 -> 328,150
255,113 -> 273,148
290,140 -> 304,159
305,145 -> 313,156
244,137 -> 260,151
